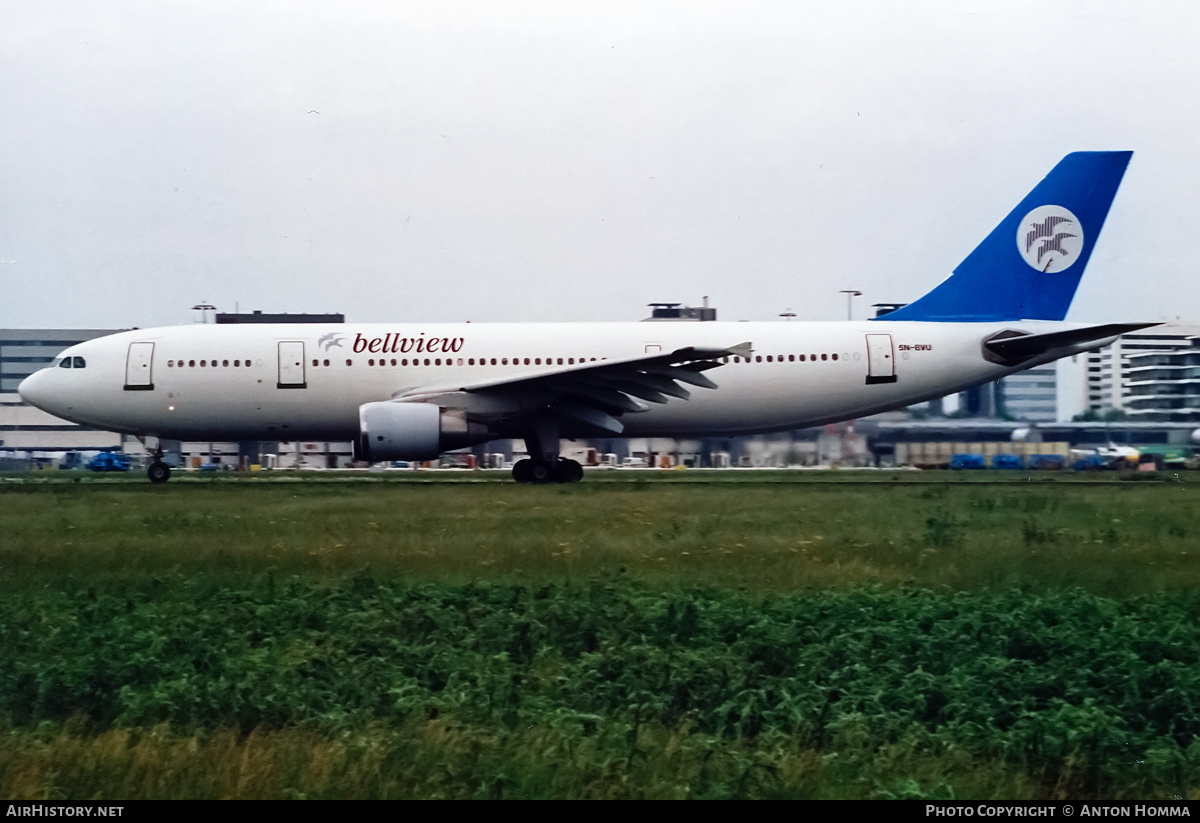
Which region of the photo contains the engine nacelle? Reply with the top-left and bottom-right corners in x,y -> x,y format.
354,401 -> 489,463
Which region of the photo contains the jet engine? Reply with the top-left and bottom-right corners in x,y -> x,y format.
354,401 -> 489,463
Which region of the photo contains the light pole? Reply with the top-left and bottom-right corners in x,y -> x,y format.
839,290 -> 862,321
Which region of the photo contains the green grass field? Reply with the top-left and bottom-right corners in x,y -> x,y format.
2,471 -> 1199,798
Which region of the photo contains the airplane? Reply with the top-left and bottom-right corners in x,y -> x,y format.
18,151 -> 1154,484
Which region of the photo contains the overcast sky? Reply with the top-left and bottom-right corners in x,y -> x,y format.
2,1 -> 1198,329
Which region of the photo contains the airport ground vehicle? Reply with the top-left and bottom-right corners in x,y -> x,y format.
87,452 -> 131,472
1073,454 -> 1114,471
1028,454 -> 1065,471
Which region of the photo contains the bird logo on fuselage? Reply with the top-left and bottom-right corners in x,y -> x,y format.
318,333 -> 345,352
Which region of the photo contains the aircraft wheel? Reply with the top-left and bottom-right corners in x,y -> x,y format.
147,461 -> 171,484
512,459 -> 533,483
529,461 -> 554,484
554,458 -> 583,483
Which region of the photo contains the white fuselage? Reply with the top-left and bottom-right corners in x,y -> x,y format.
18,320 -> 1101,443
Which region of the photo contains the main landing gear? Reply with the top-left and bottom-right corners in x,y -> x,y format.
513,415 -> 583,483
511,457 -> 584,484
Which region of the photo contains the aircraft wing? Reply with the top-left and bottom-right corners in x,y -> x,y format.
391,342 -> 753,434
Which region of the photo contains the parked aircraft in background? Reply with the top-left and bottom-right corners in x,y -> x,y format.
19,151 -> 1151,483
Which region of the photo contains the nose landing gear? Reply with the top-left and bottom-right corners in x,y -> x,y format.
147,460 -> 172,484
143,441 -> 172,484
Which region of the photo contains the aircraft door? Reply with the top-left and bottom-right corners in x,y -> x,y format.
865,334 -> 897,384
277,341 -> 307,389
124,342 -> 155,390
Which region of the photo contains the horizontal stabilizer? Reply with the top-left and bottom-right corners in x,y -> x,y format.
983,322 -> 1159,365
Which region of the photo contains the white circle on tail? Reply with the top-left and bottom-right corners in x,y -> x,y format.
1016,205 -> 1084,272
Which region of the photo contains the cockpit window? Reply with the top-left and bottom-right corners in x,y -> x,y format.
72,357 -> 86,369
58,357 -> 72,369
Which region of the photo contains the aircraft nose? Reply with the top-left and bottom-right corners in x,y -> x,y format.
17,368 -> 53,412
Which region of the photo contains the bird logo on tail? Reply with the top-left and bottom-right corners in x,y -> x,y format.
1017,206 -> 1084,272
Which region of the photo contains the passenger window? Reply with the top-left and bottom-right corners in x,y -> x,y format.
346,359 -> 352,366
200,360 -> 206,367
424,358 -> 431,366
402,359 -> 408,366
189,360 -> 196,367
222,360 -> 229,367
568,358 -> 575,365
766,355 -> 773,362
755,356 -> 762,363
391,359 -> 397,366
502,358 -> 508,365
557,358 -> 563,365
435,358 -> 442,366
788,355 -> 795,362
821,354 -> 828,361
831,353 -> 838,361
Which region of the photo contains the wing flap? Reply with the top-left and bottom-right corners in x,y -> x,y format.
555,402 -> 625,434
559,382 -> 651,414
643,364 -> 719,390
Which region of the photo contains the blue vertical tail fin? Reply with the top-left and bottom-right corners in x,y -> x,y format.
877,151 -> 1132,322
